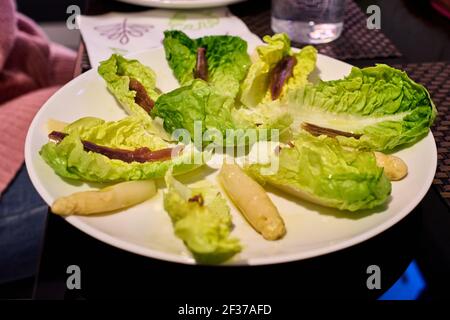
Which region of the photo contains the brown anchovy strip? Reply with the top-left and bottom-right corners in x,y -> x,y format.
188,194 -> 204,206
270,55 -> 297,100
128,78 -> 154,113
301,122 -> 362,139
194,47 -> 208,81
48,131 -> 69,142
48,131 -> 183,163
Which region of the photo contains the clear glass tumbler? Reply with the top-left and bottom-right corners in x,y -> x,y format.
271,0 -> 346,44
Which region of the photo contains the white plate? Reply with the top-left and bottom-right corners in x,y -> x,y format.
116,0 -> 246,9
24,46 -> 437,266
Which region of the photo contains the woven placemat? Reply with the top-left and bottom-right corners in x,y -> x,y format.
234,0 -> 402,60
391,62 -> 450,207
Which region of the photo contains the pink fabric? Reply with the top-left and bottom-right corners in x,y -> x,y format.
0,0 -> 76,195
431,0 -> 450,19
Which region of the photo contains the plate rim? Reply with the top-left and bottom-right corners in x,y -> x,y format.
24,47 -> 438,266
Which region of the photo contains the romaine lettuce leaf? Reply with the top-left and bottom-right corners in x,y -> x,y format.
239,34 -> 290,107
231,102 -> 293,142
287,64 -> 436,151
162,30 -> 197,86
98,54 -> 160,118
244,133 -> 391,212
163,171 -> 242,264
163,30 -> 251,97
153,80 -> 293,145
239,33 -> 317,107
156,33 -> 311,145
40,117 -> 202,182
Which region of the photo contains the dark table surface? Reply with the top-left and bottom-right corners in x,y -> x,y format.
33,0 -> 450,300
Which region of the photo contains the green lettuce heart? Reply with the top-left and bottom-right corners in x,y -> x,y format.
163,171 -> 242,264
245,133 -> 392,212
287,64 -> 436,151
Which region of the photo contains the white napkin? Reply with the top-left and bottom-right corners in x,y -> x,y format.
78,7 -> 263,67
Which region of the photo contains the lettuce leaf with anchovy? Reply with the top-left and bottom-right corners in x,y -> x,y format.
287,64 -> 437,151
98,54 -> 161,118
40,116 -> 203,182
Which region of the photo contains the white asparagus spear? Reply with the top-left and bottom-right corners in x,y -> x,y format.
374,152 -> 408,181
218,162 -> 286,240
51,180 -> 157,215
